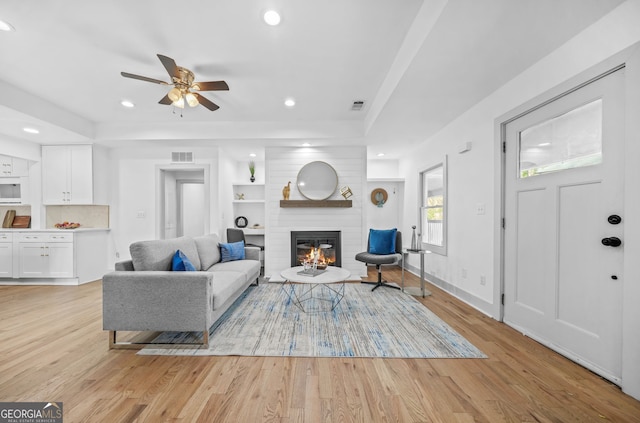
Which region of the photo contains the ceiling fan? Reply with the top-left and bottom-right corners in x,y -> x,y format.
121,54 -> 228,111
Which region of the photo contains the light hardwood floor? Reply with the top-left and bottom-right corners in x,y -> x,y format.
1,268 -> 639,422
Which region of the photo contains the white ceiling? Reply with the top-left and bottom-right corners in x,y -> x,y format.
0,0 -> 624,161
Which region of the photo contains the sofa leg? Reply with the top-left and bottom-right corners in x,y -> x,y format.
108,330 -> 210,350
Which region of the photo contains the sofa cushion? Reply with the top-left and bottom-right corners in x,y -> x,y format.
194,233 -> 221,270
210,271 -> 246,310
220,241 -> 246,262
209,259 -> 261,283
172,249 -> 196,271
130,237 -> 201,271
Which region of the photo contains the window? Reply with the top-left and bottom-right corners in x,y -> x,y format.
420,158 -> 447,255
519,99 -> 602,178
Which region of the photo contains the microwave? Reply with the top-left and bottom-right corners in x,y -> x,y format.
0,179 -> 22,203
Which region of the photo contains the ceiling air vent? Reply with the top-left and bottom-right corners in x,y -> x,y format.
171,152 -> 194,163
351,100 -> 365,111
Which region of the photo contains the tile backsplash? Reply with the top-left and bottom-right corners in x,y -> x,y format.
45,205 -> 110,229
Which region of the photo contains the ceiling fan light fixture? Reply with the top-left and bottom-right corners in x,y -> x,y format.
185,92 -> 199,107
173,96 -> 185,109
168,87 -> 182,102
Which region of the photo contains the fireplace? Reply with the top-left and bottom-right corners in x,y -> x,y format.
290,231 -> 341,268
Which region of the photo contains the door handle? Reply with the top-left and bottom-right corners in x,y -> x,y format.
601,237 -> 622,247
608,215 -> 622,225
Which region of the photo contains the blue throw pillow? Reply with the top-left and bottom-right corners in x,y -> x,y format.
368,228 -> 397,254
172,249 -> 196,271
220,240 -> 246,262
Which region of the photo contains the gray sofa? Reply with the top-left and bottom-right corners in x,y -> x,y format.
103,233 -> 261,349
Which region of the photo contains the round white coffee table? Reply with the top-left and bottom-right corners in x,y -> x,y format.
280,266 -> 351,312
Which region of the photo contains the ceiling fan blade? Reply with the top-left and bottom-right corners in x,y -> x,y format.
121,72 -> 168,85
158,94 -> 173,105
194,93 -> 220,111
192,81 -> 229,91
157,54 -> 179,79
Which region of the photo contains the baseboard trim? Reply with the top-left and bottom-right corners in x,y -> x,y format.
403,263 -> 494,318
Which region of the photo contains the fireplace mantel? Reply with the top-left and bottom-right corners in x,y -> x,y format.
280,200 -> 352,208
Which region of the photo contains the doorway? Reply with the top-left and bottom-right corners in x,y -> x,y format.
502,67 -> 625,383
156,166 -> 210,240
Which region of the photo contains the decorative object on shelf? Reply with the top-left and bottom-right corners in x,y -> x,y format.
370,188 -> 388,207
410,225 -> 419,251
282,181 -> 291,200
54,221 -> 81,229
234,216 -> 248,228
340,186 -> 353,199
235,193 -> 245,200
2,210 -> 16,228
296,161 -> 338,200
249,161 -> 256,182
12,216 -> 31,228
252,223 -> 264,229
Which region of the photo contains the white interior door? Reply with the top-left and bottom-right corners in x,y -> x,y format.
503,68 -> 625,383
179,181 -> 205,237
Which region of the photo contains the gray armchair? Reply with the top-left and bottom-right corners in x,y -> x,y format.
355,230 -> 402,291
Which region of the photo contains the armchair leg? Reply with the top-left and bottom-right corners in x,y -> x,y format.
361,265 -> 402,291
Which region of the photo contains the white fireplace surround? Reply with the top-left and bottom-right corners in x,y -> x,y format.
264,146 -> 367,279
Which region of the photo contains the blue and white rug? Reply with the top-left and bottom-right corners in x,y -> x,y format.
138,283 -> 486,358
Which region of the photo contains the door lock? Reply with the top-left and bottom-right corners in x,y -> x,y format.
601,237 -> 622,247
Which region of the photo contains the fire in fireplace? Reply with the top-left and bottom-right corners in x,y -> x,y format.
290,231 -> 341,268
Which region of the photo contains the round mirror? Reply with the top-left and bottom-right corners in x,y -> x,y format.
296,161 -> 338,200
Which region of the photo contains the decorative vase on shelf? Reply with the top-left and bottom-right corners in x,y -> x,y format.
411,225 -> 418,251
249,160 -> 256,183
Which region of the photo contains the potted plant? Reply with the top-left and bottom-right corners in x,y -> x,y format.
249,161 -> 256,182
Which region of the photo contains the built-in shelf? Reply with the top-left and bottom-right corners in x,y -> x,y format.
280,200 -> 352,208
232,200 -> 265,204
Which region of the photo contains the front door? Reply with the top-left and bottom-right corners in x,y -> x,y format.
503,67 -> 625,383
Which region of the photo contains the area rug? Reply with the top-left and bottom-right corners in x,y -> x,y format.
138,283 -> 486,358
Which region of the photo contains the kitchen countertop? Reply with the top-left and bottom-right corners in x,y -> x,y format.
0,228 -> 110,232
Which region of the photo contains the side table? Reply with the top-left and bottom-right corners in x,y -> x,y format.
402,249 -> 429,297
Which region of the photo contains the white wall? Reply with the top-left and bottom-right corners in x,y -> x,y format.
396,0 -> 640,399
107,146 -> 219,263
265,146 -> 367,279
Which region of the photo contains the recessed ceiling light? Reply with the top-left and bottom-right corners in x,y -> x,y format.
302,142 -> 311,147
249,153 -> 257,158
263,10 -> 281,26
0,20 -> 15,32
121,100 -> 135,108
377,153 -> 385,157
23,127 -> 39,134
284,98 -> 296,107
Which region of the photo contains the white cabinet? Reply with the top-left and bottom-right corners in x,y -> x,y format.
42,145 -> 93,204
0,155 -> 29,177
18,232 -> 74,278
0,232 -> 12,277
